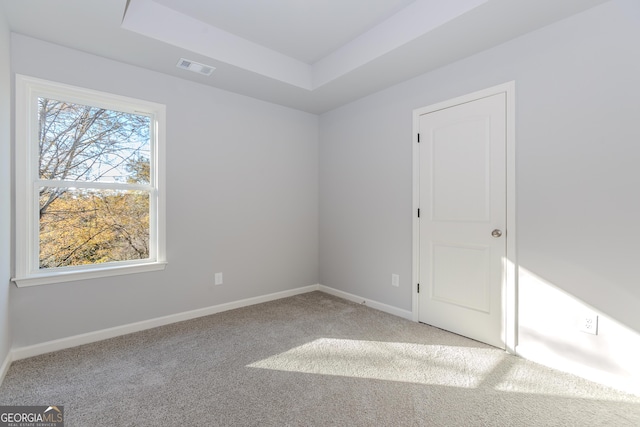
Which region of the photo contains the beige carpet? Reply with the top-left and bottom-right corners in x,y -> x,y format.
1,291 -> 639,426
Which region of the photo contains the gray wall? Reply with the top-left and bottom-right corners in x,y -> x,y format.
10,34 -> 319,347
0,11 -> 12,367
319,0 -> 640,389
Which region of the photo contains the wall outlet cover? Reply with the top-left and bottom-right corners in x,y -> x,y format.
580,313 -> 598,335
391,274 -> 400,287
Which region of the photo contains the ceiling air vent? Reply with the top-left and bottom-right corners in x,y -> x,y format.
176,58 -> 215,76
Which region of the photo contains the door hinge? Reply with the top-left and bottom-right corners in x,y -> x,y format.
417,208 -> 420,218
417,283 -> 420,293
417,133 -> 420,143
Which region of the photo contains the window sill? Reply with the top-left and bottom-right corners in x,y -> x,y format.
12,261 -> 168,287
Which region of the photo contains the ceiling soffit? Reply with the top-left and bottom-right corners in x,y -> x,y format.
121,0 -> 489,91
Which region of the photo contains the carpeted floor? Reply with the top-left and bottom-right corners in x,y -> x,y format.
1,291 -> 639,426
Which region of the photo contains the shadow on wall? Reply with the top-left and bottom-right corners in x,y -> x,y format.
516,266 -> 640,395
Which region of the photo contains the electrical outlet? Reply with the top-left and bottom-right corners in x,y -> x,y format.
215,272 -> 223,285
391,274 -> 400,287
580,313 -> 598,335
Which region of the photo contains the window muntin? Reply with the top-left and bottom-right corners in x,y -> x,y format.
14,75 -> 166,286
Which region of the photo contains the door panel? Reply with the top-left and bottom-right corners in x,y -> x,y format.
432,242 -> 490,313
432,117 -> 490,222
418,92 -> 506,349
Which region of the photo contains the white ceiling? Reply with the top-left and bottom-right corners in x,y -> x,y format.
1,0 -> 609,114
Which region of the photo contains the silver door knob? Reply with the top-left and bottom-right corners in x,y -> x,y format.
491,229 -> 503,238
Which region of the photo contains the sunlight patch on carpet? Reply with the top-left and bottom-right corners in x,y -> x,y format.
247,338 -> 505,387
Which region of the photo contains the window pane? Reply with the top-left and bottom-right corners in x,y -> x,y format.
39,187 -> 150,268
38,97 -> 151,183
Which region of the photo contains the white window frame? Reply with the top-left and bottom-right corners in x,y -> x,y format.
13,75 -> 167,287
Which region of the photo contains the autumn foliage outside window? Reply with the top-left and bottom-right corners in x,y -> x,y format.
37,97 -> 153,268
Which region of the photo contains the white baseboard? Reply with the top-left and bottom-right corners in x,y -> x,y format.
12,284 -> 320,361
0,349 -> 11,385
318,285 -> 413,320
516,344 -> 640,397
9,284 -> 412,364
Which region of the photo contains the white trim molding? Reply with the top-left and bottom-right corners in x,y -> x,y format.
319,285 -> 413,320
0,350 -> 11,385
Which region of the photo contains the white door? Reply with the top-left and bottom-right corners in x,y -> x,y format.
418,92 -> 506,349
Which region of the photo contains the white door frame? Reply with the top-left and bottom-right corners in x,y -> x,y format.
412,81 -> 517,353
